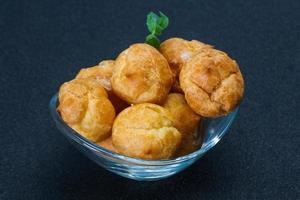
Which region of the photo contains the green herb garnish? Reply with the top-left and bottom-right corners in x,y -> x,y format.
145,11 -> 169,49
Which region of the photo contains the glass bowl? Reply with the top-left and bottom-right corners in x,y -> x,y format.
49,94 -> 238,181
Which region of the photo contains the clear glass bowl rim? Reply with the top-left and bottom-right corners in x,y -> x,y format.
49,93 -> 238,166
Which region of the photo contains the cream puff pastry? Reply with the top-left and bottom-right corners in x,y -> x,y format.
160,37 -> 213,92
111,43 -> 173,104
163,93 -> 202,156
76,60 -> 128,113
57,78 -> 116,142
180,49 -> 244,117
112,103 -> 182,160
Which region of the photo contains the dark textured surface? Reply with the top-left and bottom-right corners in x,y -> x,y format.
0,0 -> 299,199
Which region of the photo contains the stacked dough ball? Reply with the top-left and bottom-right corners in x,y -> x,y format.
57,38 -> 244,160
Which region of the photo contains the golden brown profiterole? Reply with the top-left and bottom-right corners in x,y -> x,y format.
76,60 -> 128,113
57,78 -> 116,142
111,43 -> 173,104
97,137 -> 116,152
160,38 -> 213,92
180,49 -> 244,117
162,93 -> 202,156
112,103 -> 182,160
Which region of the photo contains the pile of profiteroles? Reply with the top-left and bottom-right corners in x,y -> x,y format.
57,38 -> 244,160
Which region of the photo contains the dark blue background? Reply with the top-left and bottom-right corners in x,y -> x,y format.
0,0 -> 299,199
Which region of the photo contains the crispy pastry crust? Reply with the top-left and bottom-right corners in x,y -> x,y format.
111,43 -> 173,104
112,103 -> 182,160
76,60 -> 128,113
160,38 -> 213,92
180,49 -> 244,117
57,78 -> 116,142
163,93 -> 202,156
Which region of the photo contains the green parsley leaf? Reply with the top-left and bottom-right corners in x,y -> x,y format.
146,12 -> 159,33
145,11 -> 169,48
145,34 -> 160,49
158,11 -> 169,30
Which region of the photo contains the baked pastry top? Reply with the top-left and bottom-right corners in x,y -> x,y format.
163,93 -> 201,135
180,49 -> 244,117
111,43 -> 173,104
163,93 -> 202,156
112,103 -> 182,160
76,60 -> 128,113
57,78 -> 116,142
160,38 -> 213,92
76,60 -> 115,91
